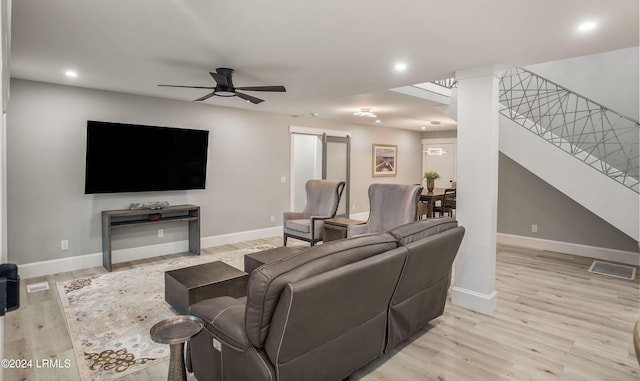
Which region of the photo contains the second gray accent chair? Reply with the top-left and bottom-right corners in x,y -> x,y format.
346,183 -> 423,238
283,179 -> 345,246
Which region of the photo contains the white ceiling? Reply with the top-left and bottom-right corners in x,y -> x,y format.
9,0 -> 639,131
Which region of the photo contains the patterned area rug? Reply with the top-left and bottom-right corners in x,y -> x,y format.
56,245 -> 274,381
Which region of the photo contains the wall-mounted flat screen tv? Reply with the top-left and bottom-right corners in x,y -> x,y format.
84,120 -> 209,194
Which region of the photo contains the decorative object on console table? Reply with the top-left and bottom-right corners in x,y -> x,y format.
323,217 -> 366,242
424,170 -> 440,192
101,204 -> 200,271
372,144 -> 397,177
130,201 -> 170,210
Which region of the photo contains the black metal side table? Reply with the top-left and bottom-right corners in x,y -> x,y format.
150,315 -> 203,381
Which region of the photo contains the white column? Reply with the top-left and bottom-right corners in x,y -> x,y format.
451,66 -> 501,315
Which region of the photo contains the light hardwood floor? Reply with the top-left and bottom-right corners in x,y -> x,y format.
4,238 -> 640,380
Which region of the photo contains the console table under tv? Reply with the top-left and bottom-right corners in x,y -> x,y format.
101,204 -> 200,272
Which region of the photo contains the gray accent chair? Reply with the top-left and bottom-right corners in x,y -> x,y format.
346,183 -> 423,238
283,179 -> 345,246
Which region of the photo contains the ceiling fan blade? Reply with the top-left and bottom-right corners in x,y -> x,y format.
194,92 -> 216,102
158,84 -> 216,89
234,86 -> 286,92
209,72 -> 228,87
235,91 -> 264,104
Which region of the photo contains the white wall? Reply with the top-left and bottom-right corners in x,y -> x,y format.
7,79 -> 423,269
526,47 -> 639,120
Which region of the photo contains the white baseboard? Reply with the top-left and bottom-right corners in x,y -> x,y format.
497,233 -> 640,266
201,226 -> 282,248
19,226 -> 284,280
451,286 -> 497,315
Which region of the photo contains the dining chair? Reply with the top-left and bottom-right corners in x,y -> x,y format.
417,201 -> 429,220
433,188 -> 456,217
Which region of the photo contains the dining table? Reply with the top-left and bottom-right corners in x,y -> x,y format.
419,187 -> 447,219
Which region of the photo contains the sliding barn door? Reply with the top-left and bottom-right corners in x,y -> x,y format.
290,132 -> 351,217
323,135 -> 350,217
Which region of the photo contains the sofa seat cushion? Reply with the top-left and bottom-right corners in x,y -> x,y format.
285,219 -> 311,233
245,233 -> 398,348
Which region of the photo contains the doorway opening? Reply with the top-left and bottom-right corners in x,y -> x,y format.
290,126 -> 351,217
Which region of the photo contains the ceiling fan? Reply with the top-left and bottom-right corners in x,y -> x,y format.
158,67 -> 286,104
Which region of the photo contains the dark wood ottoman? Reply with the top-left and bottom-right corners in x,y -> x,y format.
244,246 -> 306,274
165,261 -> 248,314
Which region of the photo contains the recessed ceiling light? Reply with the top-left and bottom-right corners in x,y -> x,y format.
311,112 -> 319,117
375,119 -> 381,123
578,21 -> 597,32
430,121 -> 441,125
421,126 -> 427,130
65,70 -> 78,78
394,62 -> 407,71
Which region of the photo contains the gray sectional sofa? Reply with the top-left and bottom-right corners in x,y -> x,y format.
188,217 -> 465,381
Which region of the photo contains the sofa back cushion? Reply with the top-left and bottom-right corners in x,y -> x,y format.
245,234 -> 398,348
388,216 -> 458,245
385,218 -> 465,349
264,247 -> 406,380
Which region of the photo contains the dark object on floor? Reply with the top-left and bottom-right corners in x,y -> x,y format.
0,263 -> 19,316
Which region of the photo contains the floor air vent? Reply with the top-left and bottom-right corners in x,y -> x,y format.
588,261 -> 636,280
26,281 -> 50,293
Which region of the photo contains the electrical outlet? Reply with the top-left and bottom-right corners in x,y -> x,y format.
270,215 -> 275,223
60,240 -> 69,251
158,229 -> 164,238
280,176 -> 287,184
531,224 -> 538,233
352,204 -> 356,211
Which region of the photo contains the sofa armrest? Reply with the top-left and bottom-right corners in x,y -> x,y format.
189,296 -> 250,352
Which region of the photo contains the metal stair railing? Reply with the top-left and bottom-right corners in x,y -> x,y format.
498,67 -> 639,193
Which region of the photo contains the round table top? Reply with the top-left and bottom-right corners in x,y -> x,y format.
150,315 -> 204,345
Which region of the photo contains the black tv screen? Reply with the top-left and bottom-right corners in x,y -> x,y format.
84,121 -> 209,194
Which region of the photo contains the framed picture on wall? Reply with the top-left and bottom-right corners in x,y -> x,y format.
372,144 -> 397,177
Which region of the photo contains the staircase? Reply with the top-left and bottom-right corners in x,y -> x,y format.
429,68 -> 639,241
499,68 -> 639,193
497,68 -> 638,241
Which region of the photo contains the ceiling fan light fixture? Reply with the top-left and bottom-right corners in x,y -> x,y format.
354,108 -> 377,117
213,90 -> 236,97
